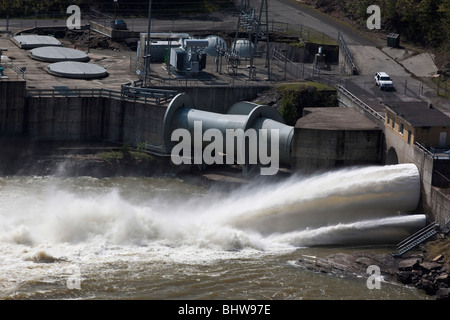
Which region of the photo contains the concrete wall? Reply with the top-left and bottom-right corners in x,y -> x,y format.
160,85 -> 271,114
384,127 -> 450,223
430,187 -> 450,227
120,99 -> 166,149
26,96 -> 167,151
1,83 -> 269,153
26,96 -> 105,141
0,80 -> 26,134
291,128 -> 383,172
337,89 -> 384,126
385,127 -> 434,203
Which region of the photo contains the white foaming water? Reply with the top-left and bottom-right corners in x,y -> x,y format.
0,164 -> 423,250
0,164 -> 426,298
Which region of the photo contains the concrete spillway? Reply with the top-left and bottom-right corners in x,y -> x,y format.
162,93 -> 294,166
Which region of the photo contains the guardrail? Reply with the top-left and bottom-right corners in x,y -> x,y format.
336,85 -> 385,122
338,29 -> 358,75
27,88 -> 120,99
26,86 -> 178,105
414,142 -> 450,160
121,83 -> 178,105
414,142 -> 434,157
3,62 -> 26,80
89,20 -> 114,38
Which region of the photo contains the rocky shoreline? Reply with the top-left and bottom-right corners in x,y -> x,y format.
297,238 -> 450,300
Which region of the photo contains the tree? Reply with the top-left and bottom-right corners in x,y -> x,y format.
279,90 -> 299,126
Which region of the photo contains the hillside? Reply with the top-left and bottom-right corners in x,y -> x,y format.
301,0 -> 450,69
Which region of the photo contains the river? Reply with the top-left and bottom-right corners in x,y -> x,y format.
0,164 -> 430,300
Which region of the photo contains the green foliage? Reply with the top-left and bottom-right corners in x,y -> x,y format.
136,141 -> 149,152
121,144 -> 132,160
314,0 -> 450,59
276,82 -> 338,125
279,90 -> 299,126
97,145 -> 153,163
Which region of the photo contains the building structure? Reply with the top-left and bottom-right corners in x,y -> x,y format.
385,101 -> 450,150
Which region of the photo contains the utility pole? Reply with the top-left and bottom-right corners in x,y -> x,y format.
144,0 -> 152,87
86,23 -> 91,53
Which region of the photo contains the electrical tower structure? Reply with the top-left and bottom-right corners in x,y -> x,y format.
233,0 -> 271,80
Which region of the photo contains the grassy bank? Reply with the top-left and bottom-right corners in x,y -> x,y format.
253,81 -> 337,126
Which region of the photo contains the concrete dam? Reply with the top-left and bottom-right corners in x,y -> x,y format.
0,80 -> 430,246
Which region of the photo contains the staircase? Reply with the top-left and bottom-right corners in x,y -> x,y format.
392,222 -> 440,258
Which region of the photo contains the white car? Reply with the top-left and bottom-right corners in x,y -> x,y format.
375,72 -> 394,90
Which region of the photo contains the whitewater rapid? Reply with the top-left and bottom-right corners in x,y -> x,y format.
0,163 -> 424,252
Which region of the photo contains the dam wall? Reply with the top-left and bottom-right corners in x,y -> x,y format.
0,80 -> 26,135
25,96 -> 167,150
1,80 -> 448,225
1,81 -> 270,152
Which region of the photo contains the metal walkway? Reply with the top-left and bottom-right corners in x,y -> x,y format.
392,222 -> 440,257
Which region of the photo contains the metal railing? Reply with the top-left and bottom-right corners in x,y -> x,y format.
121,82 -> 177,104
338,29 -> 358,75
2,62 -> 26,80
392,222 -> 440,257
26,86 -> 177,105
27,88 -> 120,98
430,147 -> 450,159
414,142 -> 434,158
336,85 -> 385,122
414,142 -> 450,160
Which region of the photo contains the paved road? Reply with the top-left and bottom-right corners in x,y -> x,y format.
1,1 -> 448,112
265,0 -> 375,46
259,0 -> 449,113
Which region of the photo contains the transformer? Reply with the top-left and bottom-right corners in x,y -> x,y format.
169,39 -> 209,75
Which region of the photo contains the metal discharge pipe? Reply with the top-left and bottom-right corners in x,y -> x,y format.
163,93 -> 294,166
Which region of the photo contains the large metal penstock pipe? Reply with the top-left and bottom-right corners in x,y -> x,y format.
162,93 -> 294,166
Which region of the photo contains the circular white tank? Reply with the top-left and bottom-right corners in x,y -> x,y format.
47,61 -> 107,79
204,35 -> 227,57
29,46 -> 89,62
232,39 -> 254,58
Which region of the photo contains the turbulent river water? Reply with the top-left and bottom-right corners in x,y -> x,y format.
0,164 -> 431,300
